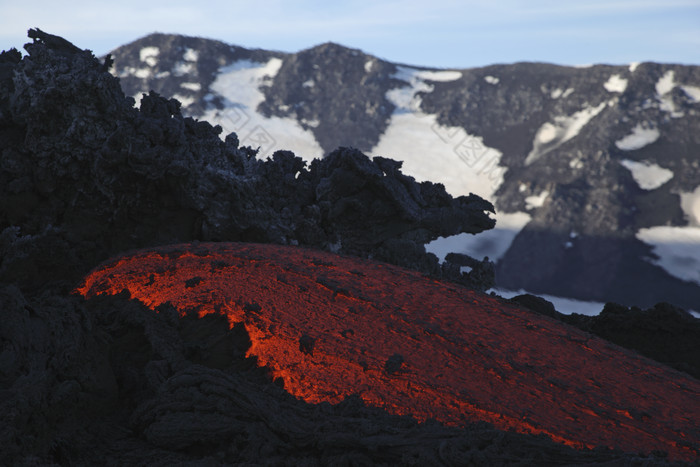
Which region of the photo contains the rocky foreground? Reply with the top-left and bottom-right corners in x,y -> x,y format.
0,29 -> 698,465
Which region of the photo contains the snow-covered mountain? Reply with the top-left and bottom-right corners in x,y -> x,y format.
108,33 -> 700,312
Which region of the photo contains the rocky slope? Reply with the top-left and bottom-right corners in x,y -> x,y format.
109,32 -> 700,311
1,29 -> 699,465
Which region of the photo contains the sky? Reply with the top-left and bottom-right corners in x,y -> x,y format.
0,0 -> 698,68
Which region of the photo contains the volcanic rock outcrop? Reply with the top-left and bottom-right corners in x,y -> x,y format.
1,29 -> 699,465
0,29 -> 495,294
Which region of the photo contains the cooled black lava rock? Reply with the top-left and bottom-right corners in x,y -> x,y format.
562,302 -> 700,380
511,294 -> 700,380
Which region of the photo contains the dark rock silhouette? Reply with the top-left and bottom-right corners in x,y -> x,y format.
0,29 -> 494,292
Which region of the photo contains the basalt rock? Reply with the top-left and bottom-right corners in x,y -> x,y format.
511,294 -> 700,380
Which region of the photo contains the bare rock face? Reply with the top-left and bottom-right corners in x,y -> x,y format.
257,42 -> 399,154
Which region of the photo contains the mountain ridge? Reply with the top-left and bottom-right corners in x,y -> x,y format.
108,33 -> 700,311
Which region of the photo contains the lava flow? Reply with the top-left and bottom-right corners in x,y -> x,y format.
76,242 -> 700,461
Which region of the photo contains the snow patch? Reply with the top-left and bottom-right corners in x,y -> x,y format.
536,123 -> 557,144
615,124 -> 660,150
637,226 -> 700,286
202,58 -> 323,161
655,70 -> 684,117
132,94 -> 143,108
681,85 -> 700,103
210,59 -> 282,108
373,66 -> 502,199
414,69 -> 463,82
183,48 -> 199,62
301,118 -> 320,128
656,70 -> 676,95
525,191 -> 549,210
172,61 -> 195,77
603,74 -> 627,93
172,94 -> 195,108
525,102 -> 607,165
620,159 -> 673,190
550,88 -> 574,99
562,232 -> 578,252
302,79 -> 315,88
386,67 -> 462,110
679,185 -> 700,226
139,46 -> 159,67
180,82 -> 201,92
364,60 -> 374,73
484,75 -> 499,85
426,211 -> 531,263
372,113 -> 504,199
629,62 -> 641,73
551,88 -> 574,99
490,289 -> 604,316
569,158 -> 584,169
386,66 -> 433,111
120,66 -> 151,79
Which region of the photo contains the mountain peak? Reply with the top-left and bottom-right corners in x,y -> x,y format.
299,41 -> 370,59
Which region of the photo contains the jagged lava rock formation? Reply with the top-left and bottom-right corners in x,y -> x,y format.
0,30 -> 495,293
109,33 -> 700,310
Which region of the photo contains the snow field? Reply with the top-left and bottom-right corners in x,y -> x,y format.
203,58 -> 323,161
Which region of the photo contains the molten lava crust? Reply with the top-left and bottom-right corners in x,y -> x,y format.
77,242 -> 700,461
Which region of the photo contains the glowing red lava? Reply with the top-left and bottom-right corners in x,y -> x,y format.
77,242 -> 700,461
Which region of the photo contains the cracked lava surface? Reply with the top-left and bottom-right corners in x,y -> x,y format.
76,242 -> 700,461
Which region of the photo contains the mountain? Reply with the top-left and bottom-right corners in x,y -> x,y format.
108,33 -> 700,312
